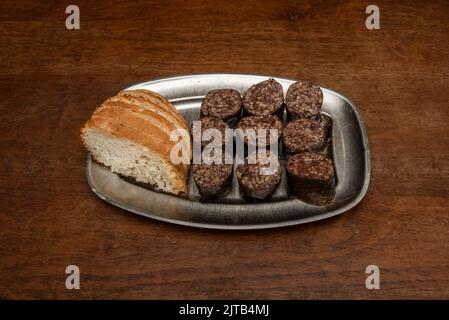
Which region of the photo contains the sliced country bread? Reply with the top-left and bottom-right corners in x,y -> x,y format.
81,89 -> 191,195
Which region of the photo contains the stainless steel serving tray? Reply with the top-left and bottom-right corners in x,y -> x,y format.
86,74 -> 370,229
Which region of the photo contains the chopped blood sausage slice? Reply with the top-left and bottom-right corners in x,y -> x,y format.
236,152 -> 281,200
318,113 -> 332,131
285,152 -> 335,205
242,78 -> 284,116
194,116 -> 230,148
317,113 -> 333,156
286,152 -> 334,182
286,80 -> 323,119
201,89 -> 242,122
282,118 -> 325,153
236,115 -> 283,147
192,161 -> 233,197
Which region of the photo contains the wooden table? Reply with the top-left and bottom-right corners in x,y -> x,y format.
1,0 -> 448,299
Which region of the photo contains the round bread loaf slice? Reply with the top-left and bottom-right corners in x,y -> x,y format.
81,89 -> 191,195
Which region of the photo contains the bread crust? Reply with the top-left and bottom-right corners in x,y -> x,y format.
117,89 -> 189,131
81,89 -> 191,194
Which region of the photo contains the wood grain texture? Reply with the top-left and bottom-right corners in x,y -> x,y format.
0,0 -> 448,299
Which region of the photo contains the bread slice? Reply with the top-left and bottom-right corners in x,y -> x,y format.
81,89 -> 191,195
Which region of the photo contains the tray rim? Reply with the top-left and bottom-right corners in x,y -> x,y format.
86,73 -> 371,230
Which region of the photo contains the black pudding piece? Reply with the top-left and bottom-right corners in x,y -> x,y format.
236,152 -> 282,200
242,78 -> 284,116
286,80 -> 323,119
201,89 -> 242,126
282,118 -> 326,153
236,115 -> 283,147
285,152 -> 335,205
193,116 -> 231,149
192,159 -> 233,197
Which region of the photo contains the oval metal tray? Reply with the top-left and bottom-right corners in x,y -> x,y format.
86,74 -> 371,229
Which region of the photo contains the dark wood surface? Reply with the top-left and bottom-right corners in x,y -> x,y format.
1,0 -> 448,299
